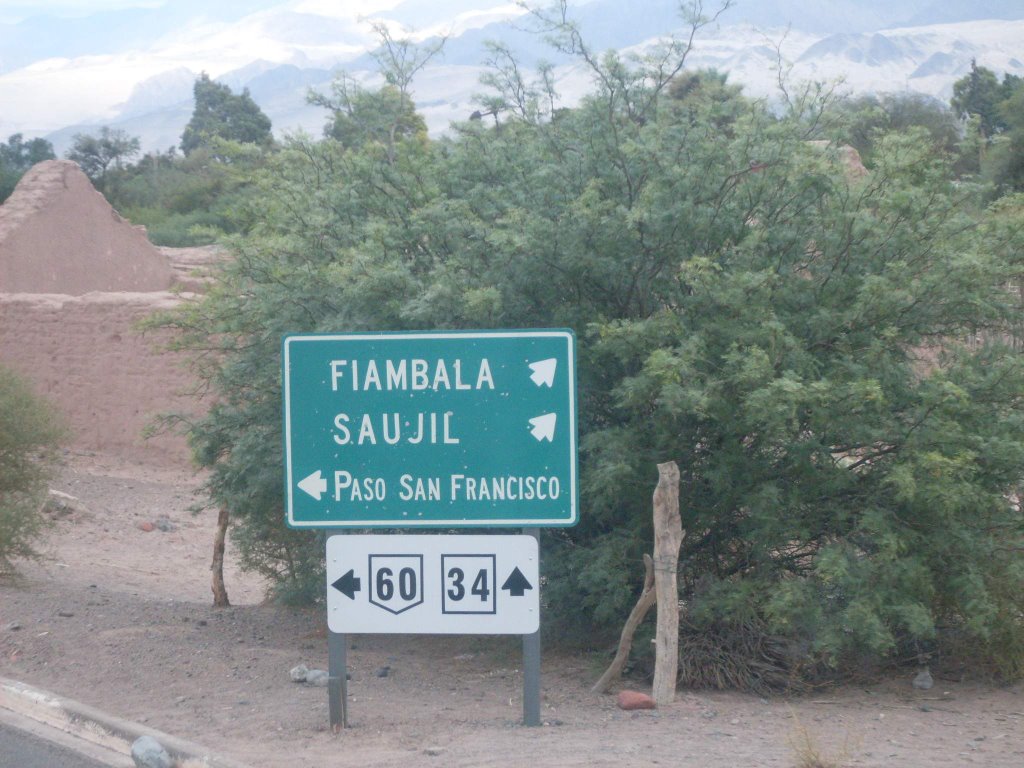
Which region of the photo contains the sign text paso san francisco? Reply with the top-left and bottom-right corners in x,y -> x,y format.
282,330 -> 577,527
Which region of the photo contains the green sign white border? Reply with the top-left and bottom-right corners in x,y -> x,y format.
282,329 -> 578,529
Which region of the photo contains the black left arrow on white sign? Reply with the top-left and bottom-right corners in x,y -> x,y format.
331,569 -> 361,600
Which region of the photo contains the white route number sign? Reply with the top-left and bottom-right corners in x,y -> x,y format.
326,534 -> 539,634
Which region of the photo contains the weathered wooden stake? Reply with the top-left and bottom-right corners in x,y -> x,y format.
592,553 -> 655,693
652,460 -> 682,706
211,505 -> 230,607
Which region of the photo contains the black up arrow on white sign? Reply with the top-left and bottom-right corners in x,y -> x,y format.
501,567 -> 533,597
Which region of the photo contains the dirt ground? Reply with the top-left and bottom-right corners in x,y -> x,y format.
2,453 -> 1023,768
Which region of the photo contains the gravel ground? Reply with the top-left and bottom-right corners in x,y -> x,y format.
2,454 -> 1023,768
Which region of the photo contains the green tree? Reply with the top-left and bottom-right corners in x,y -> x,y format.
0,133 -> 55,201
311,78 -> 426,155
180,74 -> 273,156
982,78 -> 1024,193
0,366 -> 65,574
951,60 -> 1005,138
66,127 -> 141,189
158,3 -> 1024,680
105,142 -> 265,247
836,92 -> 960,164
309,24 -> 440,162
951,63 -> 1024,182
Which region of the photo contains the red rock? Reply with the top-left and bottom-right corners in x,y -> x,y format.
616,690 -> 656,710
137,521 -> 155,532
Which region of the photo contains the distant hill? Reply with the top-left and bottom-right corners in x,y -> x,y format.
0,1 -> 1016,155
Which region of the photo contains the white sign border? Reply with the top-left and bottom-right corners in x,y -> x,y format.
283,330 -> 578,528
325,534 -> 540,634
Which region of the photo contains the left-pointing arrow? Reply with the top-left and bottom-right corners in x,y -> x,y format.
331,569 -> 361,599
298,470 -> 328,500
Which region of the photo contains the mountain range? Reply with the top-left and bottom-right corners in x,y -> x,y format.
1,0 -> 1022,155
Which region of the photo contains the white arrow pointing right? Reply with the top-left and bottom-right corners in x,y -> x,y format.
529,413 -> 557,442
528,358 -> 557,387
298,470 -> 328,500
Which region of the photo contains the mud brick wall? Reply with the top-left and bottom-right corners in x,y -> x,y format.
0,161 -> 175,295
0,291 -> 198,466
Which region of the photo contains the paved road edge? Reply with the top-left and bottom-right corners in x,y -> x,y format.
0,676 -> 252,768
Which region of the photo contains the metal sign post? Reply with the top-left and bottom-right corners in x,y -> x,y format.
522,527 -> 541,727
327,627 -> 347,731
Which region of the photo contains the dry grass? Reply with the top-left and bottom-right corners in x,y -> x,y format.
787,710 -> 857,768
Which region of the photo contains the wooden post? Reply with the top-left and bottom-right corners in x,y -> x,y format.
592,554 -> 656,693
652,461 -> 682,706
211,505 -> 230,607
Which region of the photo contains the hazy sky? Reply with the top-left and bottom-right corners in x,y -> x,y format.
0,1 -> 161,20
0,0 -> 419,23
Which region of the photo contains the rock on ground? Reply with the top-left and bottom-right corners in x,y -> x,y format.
617,690 -> 657,710
305,669 -> 329,687
131,735 -> 173,768
913,668 -> 934,690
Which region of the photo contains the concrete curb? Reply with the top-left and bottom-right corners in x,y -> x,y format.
0,676 -> 252,768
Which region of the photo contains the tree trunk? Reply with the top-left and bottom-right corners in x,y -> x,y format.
211,505 -> 231,607
652,461 -> 683,706
592,553 -> 656,693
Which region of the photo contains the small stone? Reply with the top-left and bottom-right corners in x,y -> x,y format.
154,515 -> 176,533
43,490 -> 81,518
57,611 -> 74,618
913,668 -> 934,691
375,665 -> 391,678
289,664 -> 309,682
616,690 -> 656,711
5,622 -> 21,631
701,709 -> 718,719
137,521 -> 155,532
423,747 -> 445,756
197,619 -> 207,627
131,735 -> 172,768
305,669 -> 329,687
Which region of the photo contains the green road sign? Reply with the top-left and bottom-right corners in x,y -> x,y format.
283,330 -> 577,528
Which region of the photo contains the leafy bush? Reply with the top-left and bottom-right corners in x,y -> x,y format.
156,18 -> 1024,681
0,366 -> 65,573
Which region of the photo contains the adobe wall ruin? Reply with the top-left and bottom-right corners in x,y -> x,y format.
0,292 -> 196,465
0,161 -> 175,294
0,161 -> 214,467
